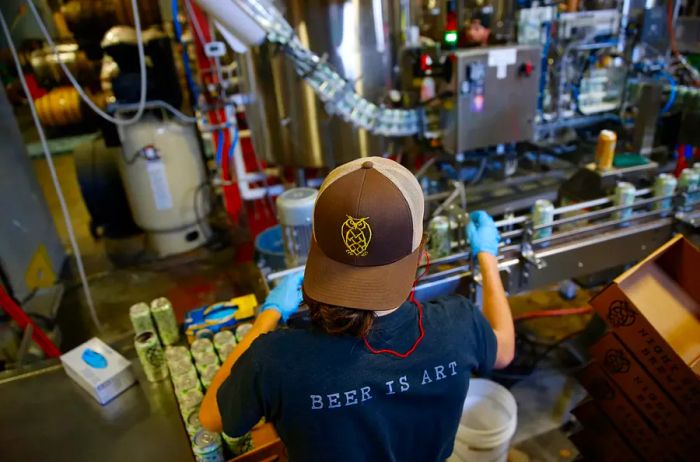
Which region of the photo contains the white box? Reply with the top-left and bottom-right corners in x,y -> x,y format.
60,337 -> 136,405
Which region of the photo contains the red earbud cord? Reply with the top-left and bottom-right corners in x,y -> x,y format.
362,251 -> 430,358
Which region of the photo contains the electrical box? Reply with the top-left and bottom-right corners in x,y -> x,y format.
442,45 -> 541,153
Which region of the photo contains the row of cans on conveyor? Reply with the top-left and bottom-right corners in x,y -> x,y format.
165,333 -> 253,461
426,166 -> 700,258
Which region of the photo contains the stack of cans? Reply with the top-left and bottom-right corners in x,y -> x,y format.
213,330 -> 237,362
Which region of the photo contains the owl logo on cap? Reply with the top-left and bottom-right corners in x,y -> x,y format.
342,216 -> 372,256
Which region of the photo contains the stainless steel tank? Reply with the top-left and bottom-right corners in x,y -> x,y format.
241,0 -> 406,169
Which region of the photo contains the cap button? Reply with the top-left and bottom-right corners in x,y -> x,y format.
361,161 -> 374,169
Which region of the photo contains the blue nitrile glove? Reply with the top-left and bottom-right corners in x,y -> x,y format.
467,210 -> 500,257
260,272 -> 304,322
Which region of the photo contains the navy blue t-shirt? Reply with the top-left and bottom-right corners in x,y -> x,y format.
217,295 -> 497,462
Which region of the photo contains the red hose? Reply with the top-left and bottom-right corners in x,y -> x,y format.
514,305 -> 593,322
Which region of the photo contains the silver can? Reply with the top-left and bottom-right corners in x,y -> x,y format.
235,323 -> 253,343
679,168 -> 699,192
174,373 -> 202,395
165,346 -> 190,365
532,199 -> 555,242
134,331 -> 169,382
192,430 -> 224,462
653,173 -> 677,212
427,215 -> 451,258
129,302 -> 155,335
200,364 -> 219,390
169,358 -> 198,380
613,182 -> 636,225
150,297 -> 180,346
191,338 -> 215,359
195,351 -> 220,374
217,343 -> 234,363
185,408 -> 204,438
213,330 -> 236,352
179,388 -> 204,416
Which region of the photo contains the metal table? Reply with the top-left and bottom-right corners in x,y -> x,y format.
0,350 -> 194,462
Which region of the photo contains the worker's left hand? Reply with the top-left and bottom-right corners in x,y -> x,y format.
260,272 -> 304,322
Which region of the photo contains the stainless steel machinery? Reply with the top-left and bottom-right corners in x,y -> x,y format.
442,45 -> 542,153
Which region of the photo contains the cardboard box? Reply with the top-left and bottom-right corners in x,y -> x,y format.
589,333 -> 700,456
61,337 -> 136,405
571,401 -> 639,462
589,235 -> 700,414
576,363 -> 676,462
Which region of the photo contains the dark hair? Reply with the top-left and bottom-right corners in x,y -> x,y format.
304,292 -> 375,338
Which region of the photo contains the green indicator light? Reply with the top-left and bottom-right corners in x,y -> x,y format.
445,31 -> 458,44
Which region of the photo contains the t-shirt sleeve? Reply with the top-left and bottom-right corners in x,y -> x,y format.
216,343 -> 266,437
470,305 -> 498,375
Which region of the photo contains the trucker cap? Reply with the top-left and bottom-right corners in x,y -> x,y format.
304,157 -> 425,311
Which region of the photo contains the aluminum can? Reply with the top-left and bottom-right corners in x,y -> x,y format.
195,351 -> 220,373
613,182 -> 636,225
213,330 -> 236,352
532,199 -> 555,241
222,432 -> 253,457
199,364 -> 219,390
134,331 -> 168,382
191,338 -> 215,359
679,168 -> 699,208
129,302 -> 154,335
235,323 -> 253,343
165,346 -> 190,365
169,358 -> 198,380
179,388 -> 204,416
192,430 -> 224,462
150,297 -> 180,346
653,173 -> 677,212
427,215 -> 451,258
174,373 -> 202,395
217,343 -> 234,362
185,408 -> 203,438
595,130 -> 617,170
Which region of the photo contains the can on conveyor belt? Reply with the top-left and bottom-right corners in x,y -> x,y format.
169,358 -> 198,380
191,338 -> 215,359
129,302 -> 155,335
195,351 -> 220,374
653,173 -> 677,213
134,331 -> 169,382
150,297 -> 180,346
235,323 -> 253,343
427,215 -> 451,259
174,373 -> 202,395
200,364 -> 219,390
532,199 -> 555,242
594,129 -> 616,171
613,182 -> 636,225
213,330 -> 236,352
192,430 -> 225,462
185,408 -> 203,438
222,432 -> 254,457
682,167 -> 700,207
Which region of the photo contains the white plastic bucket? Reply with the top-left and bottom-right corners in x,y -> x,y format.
448,379 -> 518,462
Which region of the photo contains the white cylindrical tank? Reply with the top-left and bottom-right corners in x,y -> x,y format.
118,114 -> 210,256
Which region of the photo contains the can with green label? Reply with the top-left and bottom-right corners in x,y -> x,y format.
192,430 -> 224,462
129,302 -> 155,335
191,338 -> 215,360
532,199 -> 555,242
174,373 -> 202,395
653,173 -> 677,213
235,323 -> 254,343
195,351 -> 220,374
427,215 -> 451,258
179,388 -> 204,416
165,345 -> 190,365
613,182 -> 636,225
150,297 -> 180,346
185,408 -> 204,438
200,364 -> 219,390
222,432 -> 254,457
134,331 -> 169,382
217,343 -> 234,362
213,330 -> 236,350
169,358 -> 198,381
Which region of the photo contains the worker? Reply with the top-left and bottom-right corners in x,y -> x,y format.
461,6 -> 496,47
199,157 -> 515,461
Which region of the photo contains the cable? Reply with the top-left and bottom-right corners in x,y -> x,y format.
25,0 -> 147,126
0,10 -> 103,331
657,71 -> 677,114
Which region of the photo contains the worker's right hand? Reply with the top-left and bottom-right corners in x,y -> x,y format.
467,210 -> 500,257
260,272 -> 304,322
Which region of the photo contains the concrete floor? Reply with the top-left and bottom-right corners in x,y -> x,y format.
30,151 -> 587,461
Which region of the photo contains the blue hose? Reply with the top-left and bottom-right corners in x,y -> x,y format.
657,71 -> 677,114
171,0 -> 200,104
215,130 -> 224,167
228,126 -> 239,168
